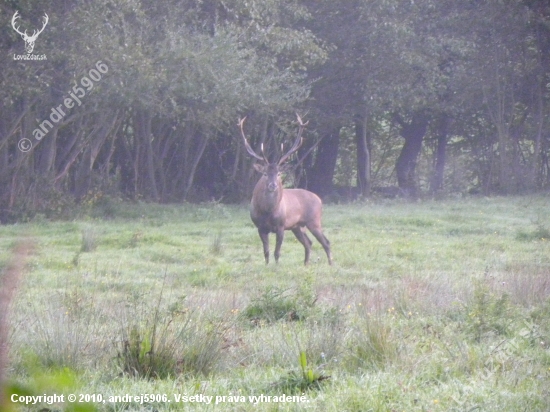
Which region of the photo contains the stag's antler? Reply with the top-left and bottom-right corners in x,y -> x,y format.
239,117 -> 268,163
278,113 -> 308,165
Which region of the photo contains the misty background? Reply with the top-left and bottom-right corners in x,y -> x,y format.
1,0 -> 549,222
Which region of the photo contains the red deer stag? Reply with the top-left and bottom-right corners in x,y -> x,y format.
239,115 -> 332,265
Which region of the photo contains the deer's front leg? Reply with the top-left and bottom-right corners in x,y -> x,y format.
258,229 -> 270,264
274,227 -> 285,263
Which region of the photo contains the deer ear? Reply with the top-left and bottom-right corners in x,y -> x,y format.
253,163 -> 266,173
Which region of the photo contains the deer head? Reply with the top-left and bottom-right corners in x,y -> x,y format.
12,11 -> 49,54
240,114 -> 307,195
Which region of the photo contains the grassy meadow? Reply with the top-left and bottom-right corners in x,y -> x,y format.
1,196 -> 550,411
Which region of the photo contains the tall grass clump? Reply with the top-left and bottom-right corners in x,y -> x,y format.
242,286 -> 299,325
1,242 -> 101,412
242,283 -> 317,325
15,288 -> 105,372
114,284 -> 227,379
271,351 -> 330,393
344,313 -> 397,371
209,230 -> 224,256
80,225 -> 99,252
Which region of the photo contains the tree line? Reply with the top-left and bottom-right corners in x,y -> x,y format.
1,0 -> 549,221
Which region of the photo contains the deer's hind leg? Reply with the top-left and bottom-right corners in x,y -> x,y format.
307,224 -> 332,265
292,227 -> 312,265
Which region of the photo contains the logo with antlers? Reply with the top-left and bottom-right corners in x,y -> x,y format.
11,11 -> 49,54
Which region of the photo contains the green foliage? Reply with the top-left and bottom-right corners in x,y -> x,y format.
18,290 -> 103,372
6,364 -> 98,412
209,230 -> 224,256
242,281 -> 317,325
81,192 -> 121,220
271,351 -> 329,393
80,226 -> 98,253
2,0 -> 550,210
516,224 -> 550,241
345,315 -> 397,371
6,178 -> 77,223
242,286 -> 300,324
2,198 -> 550,411
128,230 -> 143,248
115,288 -> 225,379
465,279 -> 514,342
117,324 -> 165,379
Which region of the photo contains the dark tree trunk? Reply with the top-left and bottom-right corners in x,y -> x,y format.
74,112 -> 119,199
55,125 -> 89,184
430,114 -> 450,195
355,111 -> 371,198
134,109 -> 159,201
308,124 -> 341,198
395,112 -> 429,197
37,128 -> 58,174
182,130 -> 209,202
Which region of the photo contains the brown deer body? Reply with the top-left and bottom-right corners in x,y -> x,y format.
240,116 -> 332,265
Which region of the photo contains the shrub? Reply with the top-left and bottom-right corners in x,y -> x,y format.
4,177 -> 76,222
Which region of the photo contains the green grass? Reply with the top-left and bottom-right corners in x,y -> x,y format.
2,196 -> 550,411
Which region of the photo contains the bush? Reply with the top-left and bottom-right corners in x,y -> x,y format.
4,177 -> 76,223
